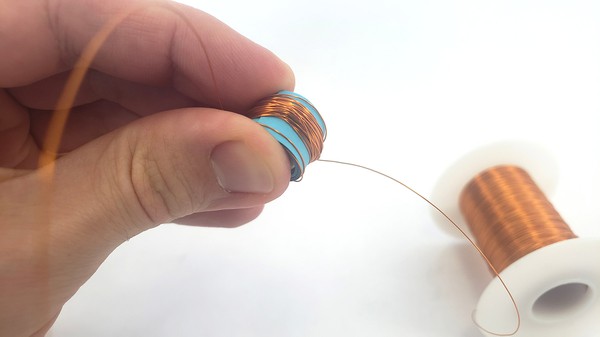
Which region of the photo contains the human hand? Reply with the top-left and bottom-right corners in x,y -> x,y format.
0,0 -> 293,336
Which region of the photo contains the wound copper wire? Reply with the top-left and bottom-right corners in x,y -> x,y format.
247,92 -> 327,177
460,165 -> 577,273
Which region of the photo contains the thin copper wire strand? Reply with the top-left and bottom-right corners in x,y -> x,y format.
460,165 -> 577,273
318,159 -> 520,336
247,93 -> 326,168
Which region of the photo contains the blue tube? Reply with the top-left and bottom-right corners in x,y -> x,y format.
252,91 -> 325,181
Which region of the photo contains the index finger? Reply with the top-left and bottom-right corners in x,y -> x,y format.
0,0 -> 295,112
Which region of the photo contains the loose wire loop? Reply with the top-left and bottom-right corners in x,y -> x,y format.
460,165 -> 577,273
248,93 -> 327,180
318,159 -> 522,336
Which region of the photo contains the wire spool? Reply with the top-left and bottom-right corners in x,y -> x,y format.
249,91 -> 327,181
460,166 -> 577,273
430,141 -> 558,237
434,148 -> 600,336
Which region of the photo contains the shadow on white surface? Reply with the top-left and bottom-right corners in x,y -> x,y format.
49,219 -> 498,337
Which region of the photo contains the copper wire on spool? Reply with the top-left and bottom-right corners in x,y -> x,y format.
459,165 -> 577,273
455,164 -> 600,337
248,91 -> 327,181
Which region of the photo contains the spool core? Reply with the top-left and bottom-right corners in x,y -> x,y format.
474,238 -> 600,337
532,282 -> 592,322
250,91 -> 326,181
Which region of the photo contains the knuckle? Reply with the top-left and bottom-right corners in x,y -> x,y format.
128,140 -> 200,224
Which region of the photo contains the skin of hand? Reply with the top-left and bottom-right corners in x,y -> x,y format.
0,0 -> 294,336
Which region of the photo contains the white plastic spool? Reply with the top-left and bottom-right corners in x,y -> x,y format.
430,141 -> 600,337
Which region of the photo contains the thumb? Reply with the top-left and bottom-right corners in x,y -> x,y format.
54,107 -> 292,242
0,107 -> 291,337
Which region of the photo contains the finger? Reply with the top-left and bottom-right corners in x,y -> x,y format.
30,312 -> 60,337
0,167 -> 33,182
29,100 -> 139,153
9,70 -> 199,113
7,71 -> 99,109
0,107 -> 290,335
1,0 -> 294,112
173,206 -> 265,228
46,106 -> 290,242
0,90 -> 40,168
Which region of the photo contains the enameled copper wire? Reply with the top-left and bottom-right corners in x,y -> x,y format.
460,165 -> 577,273
247,92 -> 326,174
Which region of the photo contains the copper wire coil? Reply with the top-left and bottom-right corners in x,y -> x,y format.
247,93 -> 326,168
459,165 -> 577,273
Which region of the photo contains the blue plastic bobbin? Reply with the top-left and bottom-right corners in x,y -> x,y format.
252,90 -> 326,181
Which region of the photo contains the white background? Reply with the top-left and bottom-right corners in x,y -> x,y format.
50,0 -> 600,336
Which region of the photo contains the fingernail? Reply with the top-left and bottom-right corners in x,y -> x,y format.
211,141 -> 274,193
